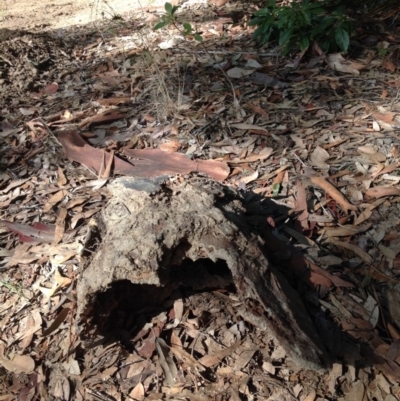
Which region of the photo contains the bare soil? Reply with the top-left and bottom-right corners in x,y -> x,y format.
1,0 -> 165,32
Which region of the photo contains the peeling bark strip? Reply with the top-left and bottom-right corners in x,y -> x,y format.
77,176 -> 329,371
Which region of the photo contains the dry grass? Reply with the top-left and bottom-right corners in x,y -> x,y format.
133,50 -> 186,120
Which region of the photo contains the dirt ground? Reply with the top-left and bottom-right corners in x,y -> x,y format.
1,0 -> 166,31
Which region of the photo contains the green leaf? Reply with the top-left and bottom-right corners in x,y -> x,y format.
282,37 -> 296,55
252,24 -> 268,40
165,2 -> 173,14
272,183 -> 280,197
254,9 -> 271,17
258,26 -> 273,44
183,22 -> 192,33
260,32 -> 269,45
301,10 -> 311,25
320,39 -> 331,53
194,34 -> 203,42
248,17 -> 261,26
300,36 -> 309,51
154,20 -> 170,30
335,27 -> 349,52
310,16 -> 335,38
279,28 -> 293,46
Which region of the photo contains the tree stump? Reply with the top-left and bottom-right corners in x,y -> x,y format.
77,175 -> 329,371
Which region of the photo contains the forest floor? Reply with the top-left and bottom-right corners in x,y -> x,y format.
1,0 -> 400,400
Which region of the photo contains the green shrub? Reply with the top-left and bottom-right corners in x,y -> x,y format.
249,0 -> 353,55
154,3 -> 202,42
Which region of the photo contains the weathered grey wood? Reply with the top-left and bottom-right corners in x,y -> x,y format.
77,176 -> 330,370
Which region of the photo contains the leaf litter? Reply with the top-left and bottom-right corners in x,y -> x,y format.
1,1 -> 400,400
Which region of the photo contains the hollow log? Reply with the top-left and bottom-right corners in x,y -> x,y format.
77,175 -> 330,370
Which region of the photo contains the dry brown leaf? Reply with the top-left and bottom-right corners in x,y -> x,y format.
259,164 -> 290,180
54,268 -> 72,288
210,0 -> 228,6
310,146 -> 330,169
354,198 -> 386,225
0,354 -> 35,374
49,247 -> 79,265
198,341 -> 241,368
62,361 -> 81,380
53,207 -> 67,246
236,170 -> 258,186
57,166 -> 67,187
96,97 -> 132,106
42,307 -> 70,336
230,123 -> 268,132
70,209 -> 99,229
378,244 -> 396,260
172,299 -> 183,328
229,147 -> 273,164
322,138 -> 349,149
78,111 -> 127,128
273,170 -> 285,186
0,178 -> 29,194
227,68 -> 254,79
372,112 -> 397,127
155,338 -> 178,387
326,54 -> 365,75
43,190 -> 68,212
329,238 -> 373,265
372,120 -> 381,131
248,72 -> 289,88
344,380 -> 365,401
15,309 -> 42,348
0,120 -> 18,138
357,146 -> 386,163
294,180 -> 309,231
99,149 -> 114,179
170,330 -> 183,349
326,363 -> 342,394
366,187 -> 400,198
138,328 -> 159,359
388,323 -> 400,340
246,102 -> 269,119
358,145 -> 377,155
305,168 -> 358,212
307,259 -> 353,288
320,224 -> 371,237
170,344 -> 205,372
50,370 -> 70,399
159,141 -> 182,153
129,383 -> 145,401
382,57 -> 396,72
303,390 -> 317,401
